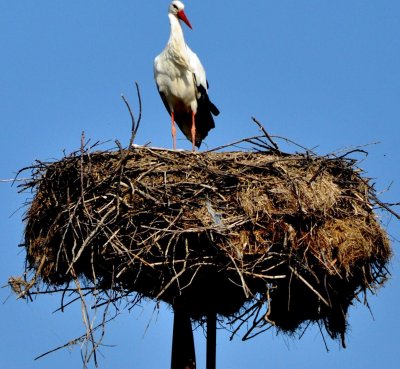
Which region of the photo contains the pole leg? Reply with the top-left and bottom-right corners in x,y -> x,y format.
171,308 -> 196,369
206,313 -> 217,369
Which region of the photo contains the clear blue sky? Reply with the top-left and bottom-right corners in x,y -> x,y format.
1,1 -> 400,368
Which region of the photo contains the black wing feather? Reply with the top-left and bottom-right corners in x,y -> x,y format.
157,85 -> 171,115
192,84 -> 219,147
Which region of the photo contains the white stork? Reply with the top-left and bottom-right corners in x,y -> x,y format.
154,0 -> 219,151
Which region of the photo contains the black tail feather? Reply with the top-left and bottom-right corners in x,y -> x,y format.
210,101 -> 219,116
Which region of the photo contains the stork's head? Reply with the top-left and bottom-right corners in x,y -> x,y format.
169,1 -> 192,29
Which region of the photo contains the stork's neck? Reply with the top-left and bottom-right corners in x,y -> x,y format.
167,13 -> 186,50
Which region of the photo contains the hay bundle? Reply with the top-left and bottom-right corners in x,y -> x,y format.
19,145 -> 391,345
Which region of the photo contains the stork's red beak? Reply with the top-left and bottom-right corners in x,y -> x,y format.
177,10 -> 192,29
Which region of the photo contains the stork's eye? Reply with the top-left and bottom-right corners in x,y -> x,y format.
172,4 -> 178,9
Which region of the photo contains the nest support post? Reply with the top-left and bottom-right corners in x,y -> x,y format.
207,312 -> 217,369
171,307 -> 196,369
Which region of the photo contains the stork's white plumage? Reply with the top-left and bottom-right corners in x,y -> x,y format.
154,0 -> 219,150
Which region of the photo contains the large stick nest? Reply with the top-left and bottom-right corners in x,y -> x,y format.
16,143 -> 392,346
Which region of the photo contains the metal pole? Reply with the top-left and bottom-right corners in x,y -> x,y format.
206,312 -> 217,369
171,308 -> 196,369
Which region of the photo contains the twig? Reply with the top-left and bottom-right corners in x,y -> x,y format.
121,94 -> 136,144
370,193 -> 400,220
271,135 -> 318,155
121,81 -> 142,150
70,268 -> 98,367
133,81 -> 142,139
289,266 -> 331,308
34,315 -> 118,361
251,116 -> 280,152
0,178 -> 29,183
16,254 -> 46,299
204,135 -> 266,153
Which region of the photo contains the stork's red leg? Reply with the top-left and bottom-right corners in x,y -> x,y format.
191,112 -> 196,151
171,111 -> 177,150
